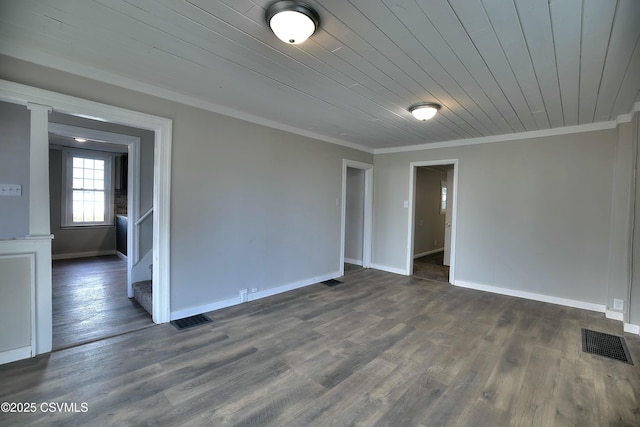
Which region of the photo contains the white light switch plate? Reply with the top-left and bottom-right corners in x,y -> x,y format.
0,184 -> 22,196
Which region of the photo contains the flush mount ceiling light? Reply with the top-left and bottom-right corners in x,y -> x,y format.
409,103 -> 441,121
265,1 -> 320,45
74,137 -> 87,143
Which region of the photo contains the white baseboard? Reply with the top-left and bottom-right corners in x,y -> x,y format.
370,263 -> 407,275
344,258 -> 363,266
170,296 -> 239,320
454,280 -> 607,313
624,323 -> 640,335
0,346 -> 31,365
248,271 -> 341,302
116,251 -> 127,261
605,310 -> 624,321
170,271 -> 341,321
413,248 -> 444,259
52,250 -> 116,260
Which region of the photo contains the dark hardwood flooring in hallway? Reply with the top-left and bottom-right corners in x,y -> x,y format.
413,250 -> 450,283
2,268 -> 639,426
52,255 -> 152,350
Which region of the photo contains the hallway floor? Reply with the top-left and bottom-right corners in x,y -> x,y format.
52,255 -> 153,350
413,251 -> 450,283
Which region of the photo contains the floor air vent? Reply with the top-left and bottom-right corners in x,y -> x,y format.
581,329 -> 633,365
320,279 -> 342,286
171,314 -> 212,330
322,279 -> 343,287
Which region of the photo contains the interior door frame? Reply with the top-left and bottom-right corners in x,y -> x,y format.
340,159 -> 373,275
407,159 -> 458,283
0,79 -> 172,329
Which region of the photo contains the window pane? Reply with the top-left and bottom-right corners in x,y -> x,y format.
95,203 -> 104,221
71,190 -> 106,223
67,154 -> 110,225
440,183 -> 447,213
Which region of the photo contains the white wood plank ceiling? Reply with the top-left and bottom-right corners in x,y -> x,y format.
1,0 -> 639,150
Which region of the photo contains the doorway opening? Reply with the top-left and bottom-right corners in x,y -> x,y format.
0,79 -> 172,355
407,160 -> 458,284
48,119 -> 154,349
340,160 -> 373,276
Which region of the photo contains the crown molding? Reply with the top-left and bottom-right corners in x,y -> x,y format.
376,101 -> 640,155
374,121 -> 618,154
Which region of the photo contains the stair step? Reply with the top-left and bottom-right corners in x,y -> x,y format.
132,280 -> 152,315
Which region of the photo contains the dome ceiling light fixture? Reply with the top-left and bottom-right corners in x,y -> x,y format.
265,1 -> 320,45
409,103 -> 442,121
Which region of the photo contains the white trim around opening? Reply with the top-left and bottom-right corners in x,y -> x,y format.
340,159 -> 373,276
0,79 -> 172,330
407,159 -> 459,284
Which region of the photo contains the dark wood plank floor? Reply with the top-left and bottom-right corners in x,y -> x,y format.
52,255 -> 152,350
413,251 -> 450,283
2,269 -> 639,426
344,262 -> 365,275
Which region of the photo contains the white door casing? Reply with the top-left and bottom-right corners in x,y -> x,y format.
407,160 -> 458,284
340,159 -> 373,275
444,168 -> 454,266
0,80 -> 172,355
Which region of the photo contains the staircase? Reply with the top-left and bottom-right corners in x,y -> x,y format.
132,264 -> 153,316
130,207 -> 154,316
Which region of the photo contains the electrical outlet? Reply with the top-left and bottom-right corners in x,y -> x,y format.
250,288 -> 258,293
433,240 -> 437,246
613,299 -> 624,311
239,289 -> 248,303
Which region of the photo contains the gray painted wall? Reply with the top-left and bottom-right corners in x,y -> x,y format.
0,101 -> 30,239
0,56 -> 372,314
374,130 -> 615,306
414,167 -> 446,256
170,107 -> 371,310
345,167 -> 364,263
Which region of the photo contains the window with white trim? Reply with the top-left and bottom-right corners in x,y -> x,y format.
62,148 -> 113,227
